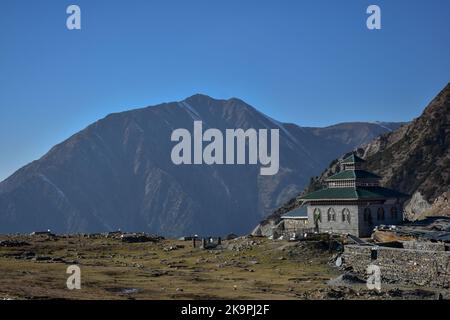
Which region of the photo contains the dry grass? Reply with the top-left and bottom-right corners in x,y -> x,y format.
0,235 -> 339,300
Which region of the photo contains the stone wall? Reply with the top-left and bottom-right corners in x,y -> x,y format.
307,203 -> 403,237
342,245 -> 450,288
283,218 -> 310,231
307,205 -> 359,235
402,240 -> 447,251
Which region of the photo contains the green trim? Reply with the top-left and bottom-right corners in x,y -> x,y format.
342,154 -> 365,164
281,206 -> 307,219
326,170 -> 381,181
300,186 -> 409,201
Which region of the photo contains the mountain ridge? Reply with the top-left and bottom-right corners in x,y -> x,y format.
0,94 -> 404,236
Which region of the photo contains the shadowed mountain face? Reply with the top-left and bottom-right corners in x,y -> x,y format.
0,95 -> 402,236
361,83 -> 450,208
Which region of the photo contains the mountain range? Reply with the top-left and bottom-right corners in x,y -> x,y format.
0,94 -> 403,236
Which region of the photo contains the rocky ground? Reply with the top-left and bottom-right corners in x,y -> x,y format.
0,234 -> 445,300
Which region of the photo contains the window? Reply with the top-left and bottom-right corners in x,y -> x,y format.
342,208 -> 351,224
327,208 -> 336,222
313,208 -> 322,223
390,206 -> 398,219
364,208 -> 372,224
377,208 -> 385,221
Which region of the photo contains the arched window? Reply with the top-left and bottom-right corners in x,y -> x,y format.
327,208 -> 336,222
377,208 -> 385,221
390,206 -> 398,219
364,208 -> 372,224
313,208 -> 322,223
342,208 -> 351,224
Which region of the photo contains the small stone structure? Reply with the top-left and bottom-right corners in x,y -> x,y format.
342,244 -> 450,288
281,206 -> 309,229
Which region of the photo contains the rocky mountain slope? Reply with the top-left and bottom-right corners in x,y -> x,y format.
361,83 -> 450,219
0,95 -> 402,236
257,83 -> 449,232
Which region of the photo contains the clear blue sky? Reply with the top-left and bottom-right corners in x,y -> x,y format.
1,0 -> 449,181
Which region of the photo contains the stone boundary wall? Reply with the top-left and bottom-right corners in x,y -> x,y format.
342,245 -> 450,288
402,240 -> 447,251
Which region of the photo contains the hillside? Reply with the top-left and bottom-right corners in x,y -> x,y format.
0,95 -> 402,236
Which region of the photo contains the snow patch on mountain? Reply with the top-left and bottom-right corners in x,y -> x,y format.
38,174 -> 68,202
179,101 -> 201,121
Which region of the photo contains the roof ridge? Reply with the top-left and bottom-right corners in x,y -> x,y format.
300,185 -> 409,201
341,154 -> 365,164
326,169 -> 381,181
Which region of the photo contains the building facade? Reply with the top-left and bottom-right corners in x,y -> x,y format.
299,154 -> 408,237
280,206 -> 309,232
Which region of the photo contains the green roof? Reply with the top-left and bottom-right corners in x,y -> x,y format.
281,206 -> 307,219
300,186 -> 409,201
342,154 -> 365,164
326,170 -> 381,180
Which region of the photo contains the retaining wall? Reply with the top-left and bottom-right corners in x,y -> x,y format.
342,245 -> 450,288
